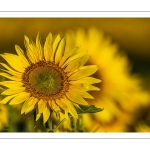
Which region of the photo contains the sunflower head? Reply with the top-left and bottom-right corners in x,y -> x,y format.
0,32 -> 101,124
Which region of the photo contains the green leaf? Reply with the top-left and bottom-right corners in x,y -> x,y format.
76,105 -> 104,115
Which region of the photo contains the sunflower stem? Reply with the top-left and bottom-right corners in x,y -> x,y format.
77,115 -> 84,132
70,117 -> 77,132
53,118 -> 66,132
48,109 -> 53,131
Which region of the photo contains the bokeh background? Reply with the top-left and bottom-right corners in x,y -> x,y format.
0,18 -> 150,132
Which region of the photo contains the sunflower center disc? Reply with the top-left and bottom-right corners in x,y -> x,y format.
29,66 -> 62,95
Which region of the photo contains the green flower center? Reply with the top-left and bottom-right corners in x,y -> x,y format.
29,66 -> 62,95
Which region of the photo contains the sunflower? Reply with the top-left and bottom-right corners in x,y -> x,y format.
0,32 -> 101,124
65,28 -> 150,132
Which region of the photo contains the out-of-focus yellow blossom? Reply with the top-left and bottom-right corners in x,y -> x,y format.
63,28 -> 150,132
0,104 -> 8,131
0,76 -> 8,131
135,122 -> 150,132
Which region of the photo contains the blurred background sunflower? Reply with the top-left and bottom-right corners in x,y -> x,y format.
0,18 -> 150,132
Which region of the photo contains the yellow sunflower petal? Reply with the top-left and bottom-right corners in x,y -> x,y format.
0,81 -> 23,88
59,111 -> 68,120
15,45 -> 30,67
43,106 -> 50,124
64,55 -> 90,72
0,73 -> 21,81
0,94 -> 17,104
0,63 -> 22,76
36,32 -> 43,61
36,113 -> 41,121
25,98 -> 38,114
24,36 -> 37,63
59,47 -> 79,67
65,98 -> 78,118
31,38 -> 43,62
0,54 -> 25,73
51,34 -> 61,62
9,92 -> 31,105
48,100 -> 52,107
72,103 -> 80,109
56,97 -> 78,118
21,97 -> 38,114
3,53 -> 28,71
21,97 -> 32,114
56,99 -> 69,119
1,87 -> 25,95
38,99 -> 46,114
70,83 -> 100,91
69,86 -> 94,99
70,77 -> 101,84
66,90 -> 88,105
51,100 -> 60,112
80,84 -> 100,91
55,37 -> 66,64
69,65 -> 98,80
56,99 -> 69,112
44,32 -> 53,61
34,107 -> 41,121
1,69 -> 21,78
62,50 -> 87,68
79,91 -> 94,99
